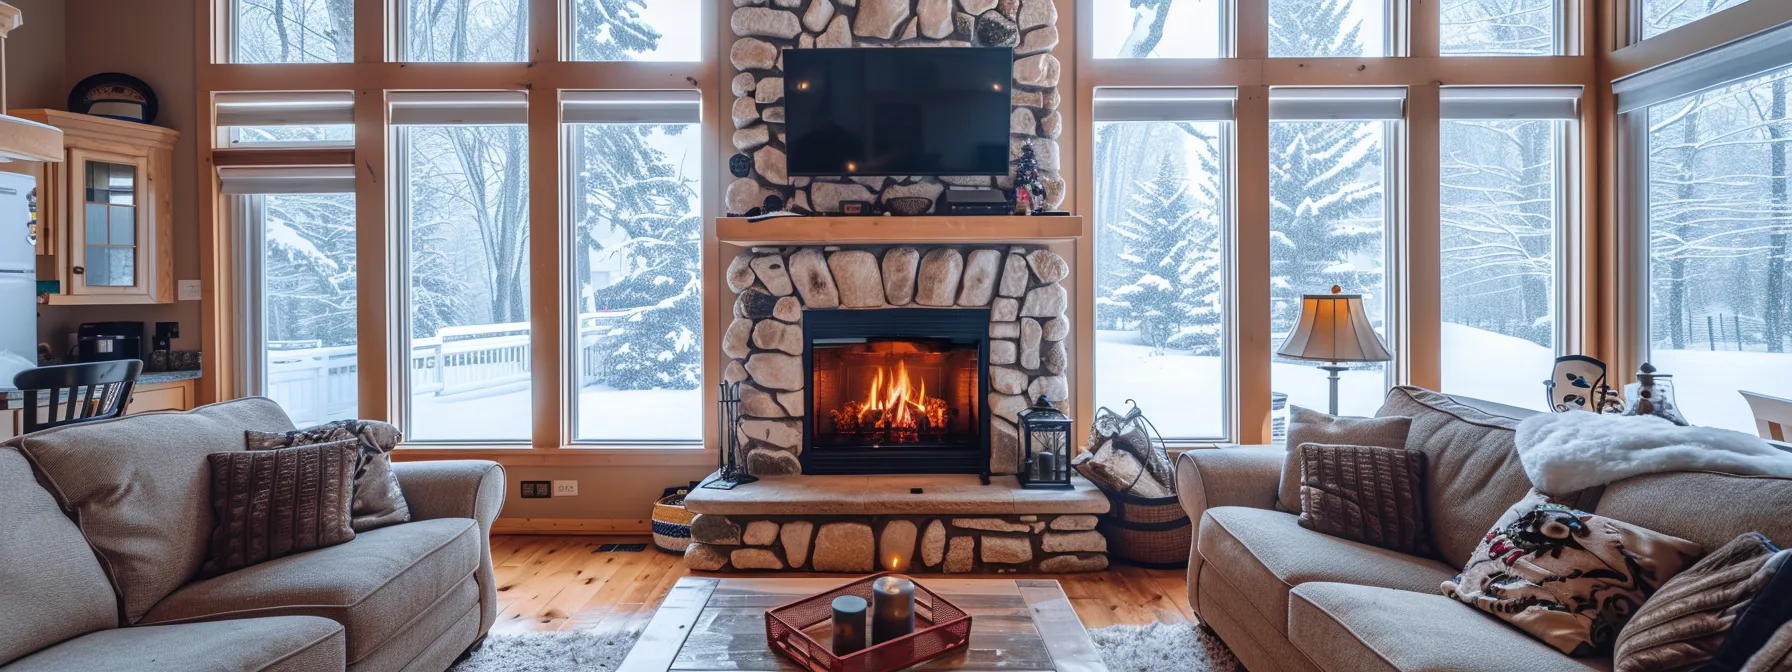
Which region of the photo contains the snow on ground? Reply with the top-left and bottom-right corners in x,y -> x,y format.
408,384 -> 704,442
1440,322 -> 1554,411
1653,348 -> 1792,434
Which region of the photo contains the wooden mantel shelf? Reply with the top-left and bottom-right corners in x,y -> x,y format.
716,215 -> 1087,246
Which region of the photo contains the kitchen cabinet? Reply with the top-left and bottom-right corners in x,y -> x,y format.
11,109 -> 177,304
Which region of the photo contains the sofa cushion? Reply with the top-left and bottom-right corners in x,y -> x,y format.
1197,506 -> 1458,635
7,398 -> 296,623
1378,386 -> 1539,567
1288,582 -> 1610,672
0,448 -> 117,667
0,616 -> 344,672
1596,471 -> 1792,554
1615,533 -> 1787,672
140,517 -> 479,666
1280,407 -> 1413,512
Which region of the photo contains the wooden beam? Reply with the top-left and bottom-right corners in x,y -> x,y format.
1078,56 -> 1596,88
1235,87 -> 1272,444
526,23 -> 566,450
354,92 -> 391,423
1404,85 -> 1442,391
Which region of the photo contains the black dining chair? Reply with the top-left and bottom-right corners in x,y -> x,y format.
11,360 -> 144,435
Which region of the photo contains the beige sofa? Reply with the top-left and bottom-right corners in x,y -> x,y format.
0,398 -> 505,672
1176,386 -> 1792,672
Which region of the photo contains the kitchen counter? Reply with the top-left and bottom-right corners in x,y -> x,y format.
2,369 -> 201,405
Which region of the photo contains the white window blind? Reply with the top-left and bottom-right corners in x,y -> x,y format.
1615,21 -> 1792,114
1092,87 -> 1237,122
215,91 -> 354,127
388,91 -> 528,125
218,166 -> 356,194
1441,86 -> 1582,120
1269,87 -> 1408,121
562,90 -> 702,124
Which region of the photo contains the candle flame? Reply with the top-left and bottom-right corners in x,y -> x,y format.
887,554 -> 903,571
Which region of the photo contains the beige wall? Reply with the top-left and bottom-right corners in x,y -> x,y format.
23,0 -> 202,353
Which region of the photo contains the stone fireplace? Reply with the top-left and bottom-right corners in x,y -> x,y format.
720,244 -> 1070,479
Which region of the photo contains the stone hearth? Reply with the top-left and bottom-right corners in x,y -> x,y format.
682,473 -> 1110,573
724,245 -> 1070,477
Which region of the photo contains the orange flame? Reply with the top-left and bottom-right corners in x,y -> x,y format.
828,360 -> 949,443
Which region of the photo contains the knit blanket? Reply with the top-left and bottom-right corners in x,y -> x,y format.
1515,410 -> 1792,495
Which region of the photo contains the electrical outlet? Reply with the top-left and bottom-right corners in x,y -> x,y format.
520,481 -> 551,498
552,480 -> 579,497
177,280 -> 202,301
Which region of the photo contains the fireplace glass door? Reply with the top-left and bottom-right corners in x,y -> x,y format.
811,339 -> 981,452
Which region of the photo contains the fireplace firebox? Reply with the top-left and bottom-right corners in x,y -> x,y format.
802,309 -> 991,478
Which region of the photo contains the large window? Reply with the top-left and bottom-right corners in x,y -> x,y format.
1093,108 -> 1231,439
230,0 -> 352,63
565,92 -> 705,442
1269,0 -> 1387,58
1440,119 -> 1562,408
1269,89 -> 1399,417
395,94 -> 532,442
1644,65 -> 1792,433
1641,0 -> 1751,41
1091,0 -> 1224,59
570,0 -> 701,61
1441,0 -> 1556,56
401,0 -> 528,62
250,192 -> 360,426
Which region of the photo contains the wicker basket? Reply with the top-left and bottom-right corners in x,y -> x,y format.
651,488 -> 695,554
1098,487 -> 1192,569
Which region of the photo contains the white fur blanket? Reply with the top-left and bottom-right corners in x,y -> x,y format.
1515,411 -> 1792,495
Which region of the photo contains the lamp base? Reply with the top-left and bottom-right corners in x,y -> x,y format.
1317,364 -> 1349,416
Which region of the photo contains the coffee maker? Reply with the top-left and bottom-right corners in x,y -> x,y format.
76,321 -> 144,363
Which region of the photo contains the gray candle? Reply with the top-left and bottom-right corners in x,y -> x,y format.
870,575 -> 915,644
1034,451 -> 1057,480
830,595 -> 868,655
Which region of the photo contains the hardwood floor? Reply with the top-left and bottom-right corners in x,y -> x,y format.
487,535 -> 1196,639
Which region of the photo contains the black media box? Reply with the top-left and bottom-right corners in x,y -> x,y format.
942,189 -> 1012,215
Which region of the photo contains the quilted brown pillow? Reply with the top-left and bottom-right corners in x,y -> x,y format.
1443,490 -> 1705,657
247,420 -> 410,532
1296,443 -> 1433,556
1615,533 -> 1787,672
202,441 -> 357,577
1279,406 -> 1412,512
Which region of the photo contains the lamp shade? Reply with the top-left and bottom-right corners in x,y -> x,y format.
1277,287 -> 1392,363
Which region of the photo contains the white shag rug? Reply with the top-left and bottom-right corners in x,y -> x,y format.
450,621 -> 1239,672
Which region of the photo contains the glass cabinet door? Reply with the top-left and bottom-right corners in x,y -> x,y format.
81,159 -> 138,288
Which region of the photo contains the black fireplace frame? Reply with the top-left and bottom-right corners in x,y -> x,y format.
802,308 -> 992,481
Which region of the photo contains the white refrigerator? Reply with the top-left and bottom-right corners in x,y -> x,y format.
0,172 -> 38,382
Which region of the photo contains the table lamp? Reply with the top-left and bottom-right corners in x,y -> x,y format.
1277,286 -> 1392,415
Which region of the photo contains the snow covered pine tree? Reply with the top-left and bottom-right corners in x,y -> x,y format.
1100,156 -> 1224,355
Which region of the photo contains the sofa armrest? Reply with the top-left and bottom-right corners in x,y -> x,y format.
391,460 -> 504,639
1174,447 -> 1283,523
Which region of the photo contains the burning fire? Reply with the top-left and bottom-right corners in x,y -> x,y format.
829,360 -> 949,444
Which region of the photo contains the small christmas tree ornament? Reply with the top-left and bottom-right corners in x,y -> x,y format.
1010,141 -> 1046,214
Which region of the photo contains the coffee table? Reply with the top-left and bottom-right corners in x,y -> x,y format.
618,577 -> 1108,671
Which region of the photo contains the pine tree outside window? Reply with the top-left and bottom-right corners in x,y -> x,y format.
564,92 -> 705,443
1642,65 -> 1792,433
1091,0 -> 1225,59
401,0 -> 528,62
1092,88 -> 1234,441
230,0 -> 353,63
570,0 -> 701,61
1268,0 -> 1389,58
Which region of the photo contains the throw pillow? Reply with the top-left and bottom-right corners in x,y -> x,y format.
1442,490 -> 1705,657
1278,406 -> 1412,512
202,441 -> 357,577
1712,545 -> 1792,671
246,419 -> 410,532
1296,442 -> 1433,556
1614,533 -> 1786,672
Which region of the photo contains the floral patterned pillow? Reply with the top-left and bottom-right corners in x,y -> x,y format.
1442,490 -> 1704,657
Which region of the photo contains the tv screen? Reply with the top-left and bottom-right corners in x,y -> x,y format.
784,48 -> 1014,177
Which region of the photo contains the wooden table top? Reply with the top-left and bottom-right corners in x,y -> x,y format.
617,577 -> 1108,672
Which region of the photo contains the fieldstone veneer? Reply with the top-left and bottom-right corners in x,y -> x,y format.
685,513 -> 1107,573
724,245 -> 1071,477
727,0 -> 1065,215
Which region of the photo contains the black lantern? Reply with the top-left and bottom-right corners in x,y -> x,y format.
1017,396 -> 1073,489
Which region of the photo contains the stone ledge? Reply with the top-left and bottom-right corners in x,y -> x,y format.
685,472 -> 1110,517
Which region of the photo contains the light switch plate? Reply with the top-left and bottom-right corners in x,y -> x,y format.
552,480 -> 579,497
177,280 -> 202,301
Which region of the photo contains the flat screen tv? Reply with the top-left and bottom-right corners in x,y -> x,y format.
784,47 -> 1014,177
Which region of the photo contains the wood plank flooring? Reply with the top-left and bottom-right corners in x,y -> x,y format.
487,535 -> 1196,641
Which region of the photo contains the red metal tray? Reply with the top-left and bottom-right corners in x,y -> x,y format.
765,572 -> 973,672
